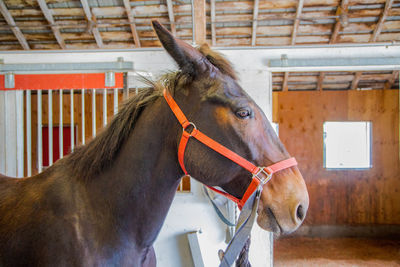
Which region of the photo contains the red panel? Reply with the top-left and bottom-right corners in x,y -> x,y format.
42,126 -> 76,167
0,73 -> 124,90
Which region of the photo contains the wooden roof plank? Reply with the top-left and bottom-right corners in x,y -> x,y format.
291,0 -> 304,45
251,0 -> 259,46
0,0 -> 30,50
37,0 -> 66,49
370,0 -> 394,42
166,0 -> 176,36
123,0 -> 141,47
80,0 -> 103,48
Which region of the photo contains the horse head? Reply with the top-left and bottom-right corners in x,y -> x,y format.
152,21 -> 309,236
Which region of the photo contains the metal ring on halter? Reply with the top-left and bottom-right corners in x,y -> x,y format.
182,122 -> 197,136
252,167 -> 272,185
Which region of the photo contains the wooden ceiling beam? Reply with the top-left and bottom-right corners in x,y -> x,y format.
123,0 -> 140,47
384,70 -> 399,90
251,0 -> 259,46
291,0 -> 304,45
0,0 -> 30,50
282,72 -> 289,91
351,72 -> 362,90
350,0 -> 394,89
80,0 -> 103,48
210,0 -> 216,46
166,0 -> 176,36
37,0 -> 66,49
323,0 -> 349,90
370,0 -> 393,42
329,0 -> 349,44
317,72 -> 325,91
193,0 -> 206,44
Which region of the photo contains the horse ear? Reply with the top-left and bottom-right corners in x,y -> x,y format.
152,20 -> 208,74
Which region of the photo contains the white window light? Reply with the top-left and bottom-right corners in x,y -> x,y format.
323,121 -> 372,169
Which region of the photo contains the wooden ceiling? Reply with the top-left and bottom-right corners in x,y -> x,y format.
0,0 -> 398,90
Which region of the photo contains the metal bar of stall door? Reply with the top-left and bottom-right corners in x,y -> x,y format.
16,91 -> 24,178
26,90 -> 32,176
70,89 -> 74,151
103,88 -> 107,127
113,88 -> 118,115
81,89 -> 85,145
37,90 -> 43,173
59,89 -> 63,159
92,89 -> 96,137
48,90 -> 53,166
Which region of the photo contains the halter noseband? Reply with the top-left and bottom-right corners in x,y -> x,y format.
163,89 -> 297,209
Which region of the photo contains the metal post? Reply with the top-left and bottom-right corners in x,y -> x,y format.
113,88 -> 118,115
81,89 -> 85,145
48,90 -> 53,166
70,89 -> 74,151
59,89 -> 63,158
37,90 -> 43,173
16,91 -> 24,177
103,88 -> 107,126
26,90 -> 31,176
0,92 -> 5,175
92,89 -> 96,137
123,73 -> 129,100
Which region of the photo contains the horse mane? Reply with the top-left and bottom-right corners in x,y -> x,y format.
64,46 -> 236,180
65,85 -> 162,180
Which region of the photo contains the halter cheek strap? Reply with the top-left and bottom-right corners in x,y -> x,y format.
163,89 -> 297,209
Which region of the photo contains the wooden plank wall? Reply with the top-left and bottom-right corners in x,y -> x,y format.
273,90 -> 399,225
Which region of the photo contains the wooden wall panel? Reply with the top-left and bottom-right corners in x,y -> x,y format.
274,90 -> 400,225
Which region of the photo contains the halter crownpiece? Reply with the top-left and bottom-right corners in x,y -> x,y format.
163,89 -> 297,209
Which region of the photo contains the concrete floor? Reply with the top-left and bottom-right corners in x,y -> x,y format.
274,237 -> 400,267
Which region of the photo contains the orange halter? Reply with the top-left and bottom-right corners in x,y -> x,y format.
164,89 -> 297,209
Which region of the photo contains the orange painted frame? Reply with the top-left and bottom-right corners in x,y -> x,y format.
0,73 -> 124,90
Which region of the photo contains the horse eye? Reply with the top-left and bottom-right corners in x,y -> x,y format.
236,108 -> 251,119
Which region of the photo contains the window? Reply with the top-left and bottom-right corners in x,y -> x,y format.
323,121 -> 371,169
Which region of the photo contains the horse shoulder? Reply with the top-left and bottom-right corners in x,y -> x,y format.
0,168 -> 87,266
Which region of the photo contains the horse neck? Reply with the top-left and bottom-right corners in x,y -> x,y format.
82,97 -> 182,249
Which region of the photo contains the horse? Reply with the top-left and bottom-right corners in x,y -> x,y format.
0,21 -> 309,267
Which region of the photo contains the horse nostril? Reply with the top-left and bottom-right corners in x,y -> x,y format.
296,204 -> 305,221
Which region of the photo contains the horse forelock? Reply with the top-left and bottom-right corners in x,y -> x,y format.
198,44 -> 238,81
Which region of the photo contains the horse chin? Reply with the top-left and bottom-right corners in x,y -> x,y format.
256,208 -> 283,237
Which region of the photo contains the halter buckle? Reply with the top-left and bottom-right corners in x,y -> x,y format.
252,167 -> 272,185
183,122 -> 197,136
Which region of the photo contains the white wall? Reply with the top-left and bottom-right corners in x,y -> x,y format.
0,90 -> 24,177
